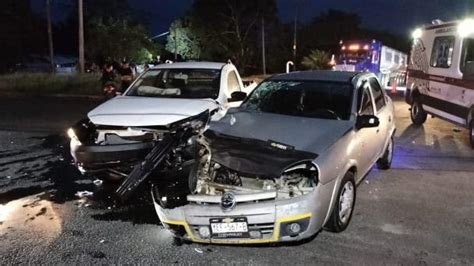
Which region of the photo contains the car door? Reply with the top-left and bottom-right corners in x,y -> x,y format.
226,69 -> 244,108
355,84 -> 379,177
369,77 -> 391,158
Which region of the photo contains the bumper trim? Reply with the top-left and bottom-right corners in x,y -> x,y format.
162,213 -> 312,244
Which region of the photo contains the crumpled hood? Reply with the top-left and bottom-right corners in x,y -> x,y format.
88,96 -> 218,126
208,109 -> 354,154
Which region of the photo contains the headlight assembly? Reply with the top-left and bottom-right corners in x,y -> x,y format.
69,118 -> 96,145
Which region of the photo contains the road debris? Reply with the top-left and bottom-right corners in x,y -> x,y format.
75,191 -> 94,198
93,179 -> 103,186
194,248 -> 203,254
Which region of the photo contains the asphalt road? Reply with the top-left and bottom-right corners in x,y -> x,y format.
0,96 -> 473,264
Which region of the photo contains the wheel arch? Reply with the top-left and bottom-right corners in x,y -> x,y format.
322,163 -> 358,227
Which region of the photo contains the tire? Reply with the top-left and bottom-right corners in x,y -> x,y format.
469,120 -> 474,149
410,97 -> 427,125
377,137 -> 393,170
324,172 -> 356,233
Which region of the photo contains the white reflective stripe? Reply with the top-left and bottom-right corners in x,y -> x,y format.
422,105 -> 466,125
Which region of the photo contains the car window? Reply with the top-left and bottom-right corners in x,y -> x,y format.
243,80 -> 353,120
369,78 -> 386,111
430,36 -> 455,68
461,38 -> 474,79
227,70 -> 241,96
358,86 -> 374,115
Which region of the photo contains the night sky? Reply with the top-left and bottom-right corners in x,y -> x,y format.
32,0 -> 473,35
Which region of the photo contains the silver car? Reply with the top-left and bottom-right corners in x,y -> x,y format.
152,71 -> 395,244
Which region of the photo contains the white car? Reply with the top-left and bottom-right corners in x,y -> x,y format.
68,61 -> 251,199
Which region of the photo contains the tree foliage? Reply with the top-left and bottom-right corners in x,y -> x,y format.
0,0 -> 46,72
187,0 -> 278,73
86,17 -> 158,63
301,50 -> 331,70
166,19 -> 201,60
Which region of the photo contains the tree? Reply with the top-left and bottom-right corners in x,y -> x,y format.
166,19 -> 202,60
189,0 -> 278,73
0,0 -> 46,72
85,17 -> 159,64
301,50 -> 331,70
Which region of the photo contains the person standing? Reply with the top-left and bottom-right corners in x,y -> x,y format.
101,63 -> 116,86
119,60 -> 134,91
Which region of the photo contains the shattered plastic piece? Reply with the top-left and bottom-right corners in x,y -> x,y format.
99,239 -> 105,243
75,191 -> 94,198
365,180 -> 369,184
194,248 -> 203,254
93,179 -> 103,186
6,176 -> 11,179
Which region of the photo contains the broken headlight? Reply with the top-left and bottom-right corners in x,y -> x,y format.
68,118 -> 96,145
277,162 -> 319,198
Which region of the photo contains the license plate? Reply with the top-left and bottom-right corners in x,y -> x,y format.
210,217 -> 249,238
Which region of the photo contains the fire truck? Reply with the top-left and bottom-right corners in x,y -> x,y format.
334,40 -> 407,87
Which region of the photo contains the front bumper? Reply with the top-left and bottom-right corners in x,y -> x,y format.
70,139 -> 153,173
152,183 -> 333,244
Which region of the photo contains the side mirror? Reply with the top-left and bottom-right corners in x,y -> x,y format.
356,115 -> 379,129
228,91 -> 247,102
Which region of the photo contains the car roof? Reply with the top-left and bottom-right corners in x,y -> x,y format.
269,70 -> 366,83
151,61 -> 226,70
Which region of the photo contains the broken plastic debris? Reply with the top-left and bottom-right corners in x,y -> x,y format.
6,176 -> 11,179
194,248 -> 203,254
99,239 -> 105,243
365,180 -> 369,184
75,191 -> 94,198
93,179 -> 103,186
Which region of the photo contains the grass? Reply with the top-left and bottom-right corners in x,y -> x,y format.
0,73 -> 103,96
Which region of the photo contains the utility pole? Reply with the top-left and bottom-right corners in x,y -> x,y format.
78,0 -> 85,73
46,0 -> 55,73
261,17 -> 266,75
292,2 -> 298,71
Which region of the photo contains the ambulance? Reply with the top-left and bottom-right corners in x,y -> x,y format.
406,19 -> 474,148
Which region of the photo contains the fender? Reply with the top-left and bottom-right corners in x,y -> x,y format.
321,160 -> 358,227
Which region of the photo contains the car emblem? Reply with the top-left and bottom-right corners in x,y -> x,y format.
220,192 -> 236,211
222,217 -> 234,223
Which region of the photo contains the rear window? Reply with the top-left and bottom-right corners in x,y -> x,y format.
430,36 -> 455,68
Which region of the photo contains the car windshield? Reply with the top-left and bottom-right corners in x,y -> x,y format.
126,68 -> 220,99
241,80 -> 353,120
340,50 -> 370,63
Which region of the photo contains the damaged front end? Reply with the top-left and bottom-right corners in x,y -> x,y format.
153,130 -> 325,244
189,130 -> 319,199
69,110 -> 210,201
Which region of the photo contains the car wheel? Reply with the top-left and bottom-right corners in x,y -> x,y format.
470,120 -> 474,149
377,136 -> 393,170
324,172 -> 356,233
410,97 -> 427,125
